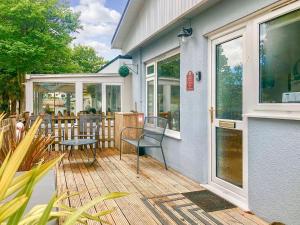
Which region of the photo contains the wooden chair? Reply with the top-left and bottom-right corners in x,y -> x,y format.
120,116 -> 168,174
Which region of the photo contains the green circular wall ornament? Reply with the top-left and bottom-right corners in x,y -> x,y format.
118,65 -> 130,77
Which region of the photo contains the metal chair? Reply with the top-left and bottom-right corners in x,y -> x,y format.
28,114 -> 53,136
120,117 -> 168,174
60,114 -> 101,163
27,114 -> 57,151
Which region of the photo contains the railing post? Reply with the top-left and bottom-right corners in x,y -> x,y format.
71,112 -> 75,140
107,112 -> 111,148
9,115 -> 17,141
64,112 -> 68,141
101,112 -> 105,148
23,111 -> 30,131
58,113 -> 62,144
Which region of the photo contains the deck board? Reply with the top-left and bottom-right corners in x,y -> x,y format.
56,148 -> 268,225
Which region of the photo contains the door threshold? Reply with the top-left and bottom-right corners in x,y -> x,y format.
202,183 -> 249,211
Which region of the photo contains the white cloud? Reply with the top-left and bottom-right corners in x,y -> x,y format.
71,0 -> 121,59
222,38 -> 243,68
73,0 -> 120,25
73,39 -> 111,54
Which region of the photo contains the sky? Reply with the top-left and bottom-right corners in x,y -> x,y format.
69,0 -> 128,60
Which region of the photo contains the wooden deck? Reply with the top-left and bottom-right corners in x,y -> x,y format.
56,149 -> 268,225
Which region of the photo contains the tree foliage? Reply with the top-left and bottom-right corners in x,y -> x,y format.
0,0 -> 81,75
71,45 -> 107,73
0,0 -> 107,113
216,45 -> 243,120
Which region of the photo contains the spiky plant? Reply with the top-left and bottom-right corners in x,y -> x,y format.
0,130 -> 55,171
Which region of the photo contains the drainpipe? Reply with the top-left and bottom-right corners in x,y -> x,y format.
139,47 -> 143,112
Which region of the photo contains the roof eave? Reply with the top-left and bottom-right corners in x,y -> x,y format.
111,0 -> 131,48
111,0 -> 144,50
97,55 -> 132,73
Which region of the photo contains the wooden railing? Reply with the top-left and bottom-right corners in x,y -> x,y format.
23,112 -> 115,150
0,117 -> 17,161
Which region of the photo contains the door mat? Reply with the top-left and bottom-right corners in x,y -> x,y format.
142,193 -> 224,225
182,190 -> 236,212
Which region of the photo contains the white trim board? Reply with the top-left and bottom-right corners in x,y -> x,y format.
208,28 -> 248,208
145,49 -> 181,138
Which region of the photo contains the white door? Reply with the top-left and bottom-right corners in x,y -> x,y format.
210,29 -> 246,198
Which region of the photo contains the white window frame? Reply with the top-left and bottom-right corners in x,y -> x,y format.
82,82 -> 103,113
146,63 -> 155,77
251,1 -> 300,113
82,82 -> 123,113
145,49 -> 181,139
104,83 -> 123,113
146,62 -> 156,117
32,81 -> 77,115
146,78 -> 156,117
208,28 -> 249,210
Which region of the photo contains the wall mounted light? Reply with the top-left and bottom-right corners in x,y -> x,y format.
177,22 -> 193,44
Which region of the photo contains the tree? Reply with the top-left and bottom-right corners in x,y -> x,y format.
0,71 -> 20,113
71,45 -> 107,73
216,45 -> 243,120
0,0 -> 81,112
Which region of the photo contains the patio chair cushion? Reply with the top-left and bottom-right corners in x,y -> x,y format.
121,138 -> 161,148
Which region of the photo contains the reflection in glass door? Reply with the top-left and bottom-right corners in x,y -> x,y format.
146,80 -> 155,117
106,85 -> 121,113
211,31 -> 244,194
216,127 -> 243,187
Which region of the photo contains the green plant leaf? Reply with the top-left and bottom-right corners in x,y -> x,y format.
19,211 -> 72,225
7,163 -> 41,225
0,150 -> 11,178
0,195 -> 28,222
0,118 -> 42,200
5,154 -> 64,199
63,192 -> 128,225
58,204 -> 108,223
0,130 -> 5,158
36,193 -> 57,225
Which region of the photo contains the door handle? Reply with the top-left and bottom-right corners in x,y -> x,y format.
209,107 -> 214,123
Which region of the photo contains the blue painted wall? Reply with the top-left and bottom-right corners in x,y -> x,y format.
130,0 -> 279,182
248,118 -> 300,225
129,0 -> 300,224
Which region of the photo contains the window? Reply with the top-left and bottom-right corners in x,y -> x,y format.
259,9 -> 300,103
33,83 -> 75,115
83,83 -> 102,114
146,80 -> 155,117
106,85 -> 121,113
157,54 -> 180,131
145,52 -> 180,134
147,65 -> 154,75
216,37 -> 243,120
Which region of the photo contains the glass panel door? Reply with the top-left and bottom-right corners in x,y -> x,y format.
216,127 -> 243,187
211,30 -> 245,195
106,85 -> 121,113
83,83 -> 102,114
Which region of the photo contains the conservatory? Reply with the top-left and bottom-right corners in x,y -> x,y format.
25,73 -> 133,115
